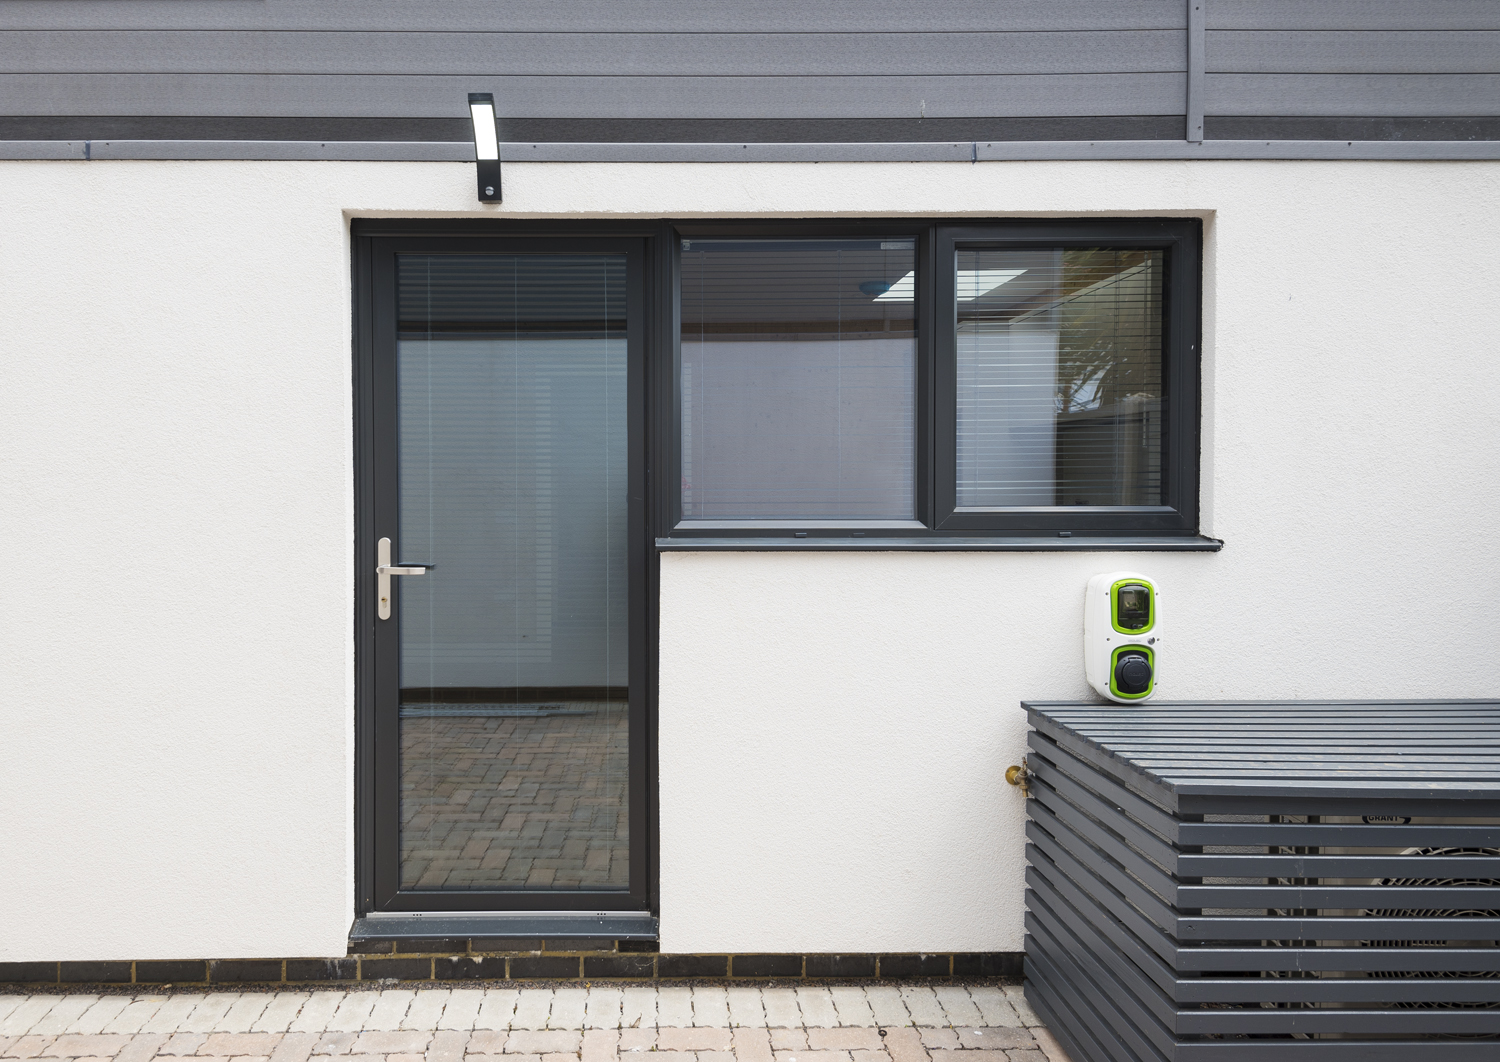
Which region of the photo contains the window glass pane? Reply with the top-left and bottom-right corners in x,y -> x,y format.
680,238 -> 916,519
956,248 -> 1164,507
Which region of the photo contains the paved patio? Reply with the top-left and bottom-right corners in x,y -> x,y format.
0,986 -> 1070,1062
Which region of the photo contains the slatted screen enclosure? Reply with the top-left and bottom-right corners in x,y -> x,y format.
1022,702 -> 1500,1061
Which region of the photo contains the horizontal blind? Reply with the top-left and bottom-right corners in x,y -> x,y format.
680,238 -> 916,520
956,247 -> 1164,508
397,254 -> 628,691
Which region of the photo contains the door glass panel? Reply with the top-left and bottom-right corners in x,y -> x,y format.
396,253 -> 628,891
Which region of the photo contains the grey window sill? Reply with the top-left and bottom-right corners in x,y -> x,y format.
655,535 -> 1223,552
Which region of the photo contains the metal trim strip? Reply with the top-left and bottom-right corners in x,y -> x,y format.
5,139 -> 1500,162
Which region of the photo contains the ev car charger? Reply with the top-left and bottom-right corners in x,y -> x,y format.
1085,572 -> 1160,703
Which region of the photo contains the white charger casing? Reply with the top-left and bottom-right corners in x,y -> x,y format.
1084,571 -> 1161,703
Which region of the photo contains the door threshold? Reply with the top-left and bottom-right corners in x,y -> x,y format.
351,911 -> 659,941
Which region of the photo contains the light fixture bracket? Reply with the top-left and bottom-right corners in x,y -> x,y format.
468,92 -> 501,203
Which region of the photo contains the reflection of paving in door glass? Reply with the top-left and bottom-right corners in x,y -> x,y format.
399,702 -> 628,890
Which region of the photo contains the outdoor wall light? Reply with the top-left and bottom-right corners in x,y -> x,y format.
468,92 -> 501,202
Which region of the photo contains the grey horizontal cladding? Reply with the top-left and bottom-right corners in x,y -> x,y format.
1206,73 -> 1500,116
0,73 -> 1187,119
7,140 -> 1500,163
0,0 -> 1188,34
0,30 -> 1187,77
1210,0 -> 1500,32
1208,30 -> 1500,74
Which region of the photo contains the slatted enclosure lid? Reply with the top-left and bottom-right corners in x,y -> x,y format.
1026,700 -> 1500,811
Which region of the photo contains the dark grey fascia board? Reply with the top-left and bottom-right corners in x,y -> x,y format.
6,139 -> 1500,163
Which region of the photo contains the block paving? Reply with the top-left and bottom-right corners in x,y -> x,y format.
0,986 -> 1070,1062
400,703 -> 629,890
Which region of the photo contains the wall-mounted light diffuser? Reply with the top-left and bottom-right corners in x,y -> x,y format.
468,92 -> 501,203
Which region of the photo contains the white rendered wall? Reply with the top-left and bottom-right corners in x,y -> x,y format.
1,158 -> 1497,960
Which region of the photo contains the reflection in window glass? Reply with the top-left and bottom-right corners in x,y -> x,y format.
680,239 -> 916,520
956,248 -> 1164,507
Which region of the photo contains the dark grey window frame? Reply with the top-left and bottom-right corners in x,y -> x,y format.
350,215 -> 1208,917
934,219 -> 1200,536
658,217 -> 1212,551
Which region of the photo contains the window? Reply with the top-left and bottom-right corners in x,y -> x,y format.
679,238 -> 918,524
665,219 -> 1204,547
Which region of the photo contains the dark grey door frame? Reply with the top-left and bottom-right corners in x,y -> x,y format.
352,220 -> 665,915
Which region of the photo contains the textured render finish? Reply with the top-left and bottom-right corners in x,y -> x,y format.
1,157 -> 1499,961
0,160 -> 360,962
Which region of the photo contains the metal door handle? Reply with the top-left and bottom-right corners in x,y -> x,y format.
377,537 -> 433,620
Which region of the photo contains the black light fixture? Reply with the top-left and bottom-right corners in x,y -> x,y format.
468,92 -> 501,202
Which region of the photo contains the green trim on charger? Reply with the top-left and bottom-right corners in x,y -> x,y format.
1108,644 -> 1155,700
1110,578 -> 1154,635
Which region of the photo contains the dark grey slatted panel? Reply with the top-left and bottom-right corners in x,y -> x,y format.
0,0 -> 1189,33
1027,727 -> 1181,822
1027,825 -> 1181,962
0,73 -> 1187,119
1210,1 -> 1500,32
1030,766 -> 1500,930
1173,1041 -> 1500,1059
1174,1006 -> 1500,1037
1184,884 -> 1500,907
1176,914 -> 1500,941
1028,755 -> 1179,870
1176,822 -> 1500,845
1025,854 -> 1180,997
1209,31 -> 1500,74
0,30 -> 1187,76
1027,891 -> 1177,1038
1024,951 -> 1135,1062
1027,937 -> 1166,1062
1176,975 -> 1500,1004
1030,900 -> 1500,1038
1181,853 -> 1500,874
1024,701 -> 1500,1056
1175,947 -> 1500,972
1029,874 -> 1179,1016
1026,908 -> 1172,1059
1206,73 -> 1500,115
1027,798 -> 1179,911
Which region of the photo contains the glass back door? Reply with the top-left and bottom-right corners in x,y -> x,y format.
365,238 -> 647,912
